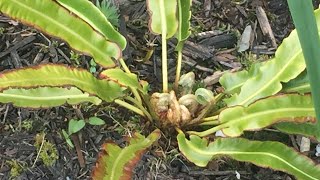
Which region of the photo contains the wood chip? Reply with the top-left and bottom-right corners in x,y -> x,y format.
183,41 -> 214,60
0,35 -> 36,59
199,33 -> 237,49
182,55 -> 214,73
238,25 -> 253,52
300,136 -> 311,153
203,71 -> 225,86
256,6 -> 277,48
204,0 -> 212,17
71,134 -> 86,168
10,50 -> 22,68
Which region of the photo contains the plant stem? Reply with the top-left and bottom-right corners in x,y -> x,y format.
200,121 -> 220,126
119,58 -> 142,103
214,93 -> 224,102
124,96 -> 153,122
175,127 -> 183,134
187,124 -> 226,137
119,58 -> 131,73
203,115 -> 219,121
159,0 -> 168,92
114,99 -> 145,117
174,50 -> 182,91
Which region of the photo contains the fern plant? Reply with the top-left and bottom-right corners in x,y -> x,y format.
1,0 -> 320,179
96,0 -> 120,27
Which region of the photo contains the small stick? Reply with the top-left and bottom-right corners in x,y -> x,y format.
256,6 -> 277,48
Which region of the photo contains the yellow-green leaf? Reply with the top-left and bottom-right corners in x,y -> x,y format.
190,94 -> 315,137
178,133 -> 320,180
99,68 -> 139,89
176,0 -> 192,51
282,70 -> 310,93
0,64 -> 123,102
220,62 -> 263,94
56,0 -> 126,49
147,0 -> 178,38
0,87 -> 101,108
222,10 -> 320,106
0,0 -> 121,68
92,129 -> 161,180
275,122 -> 320,141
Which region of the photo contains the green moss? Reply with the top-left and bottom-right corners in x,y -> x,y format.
0,27 -> 5,35
21,119 -> 33,131
6,160 -> 25,178
34,133 -> 59,167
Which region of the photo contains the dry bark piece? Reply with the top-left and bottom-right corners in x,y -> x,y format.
183,41 -> 214,60
199,33 -> 237,49
256,6 -> 277,48
0,35 -> 36,59
203,0 -> 212,17
238,25 -> 253,52
203,71 -> 225,86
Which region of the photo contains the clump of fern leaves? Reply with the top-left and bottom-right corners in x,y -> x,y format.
96,0 -> 120,27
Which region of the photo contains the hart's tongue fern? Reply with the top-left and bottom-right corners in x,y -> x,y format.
96,0 -> 120,27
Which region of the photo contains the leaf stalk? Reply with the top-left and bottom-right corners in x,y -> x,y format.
114,99 -> 145,117
159,0 -> 168,92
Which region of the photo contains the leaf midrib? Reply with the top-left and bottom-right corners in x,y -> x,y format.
237,49 -> 303,105
223,107 -> 314,124
186,140 -> 317,180
11,0 -> 112,63
0,77 -> 97,91
110,139 -> 151,179
0,92 -> 91,100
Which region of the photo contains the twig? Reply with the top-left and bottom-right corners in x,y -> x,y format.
32,134 -> 45,167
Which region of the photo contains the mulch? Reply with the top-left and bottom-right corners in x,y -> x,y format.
1,0 -> 319,179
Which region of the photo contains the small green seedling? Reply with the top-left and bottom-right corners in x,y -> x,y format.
96,0 -> 120,27
89,59 -> 97,73
6,160 -> 25,178
62,117 -> 105,148
70,50 -> 80,64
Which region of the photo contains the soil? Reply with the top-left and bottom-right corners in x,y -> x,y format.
1,0 -> 320,179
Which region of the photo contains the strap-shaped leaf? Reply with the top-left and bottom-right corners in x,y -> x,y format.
0,64 -> 123,102
177,133 -> 320,180
223,9 -> 320,106
0,87 -> 101,108
56,0 -> 126,49
275,122 -> 320,141
99,68 -> 140,88
225,36 -> 305,106
147,0 -> 178,38
0,0 -> 121,68
92,129 -> 161,180
220,63 -> 262,94
283,70 -> 310,93
176,0 -> 191,51
189,94 -> 315,137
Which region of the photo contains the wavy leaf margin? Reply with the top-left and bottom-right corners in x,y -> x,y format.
0,64 -> 123,102
92,129 -> 161,180
0,0 -> 121,67
0,87 -> 101,108
178,133 -> 320,180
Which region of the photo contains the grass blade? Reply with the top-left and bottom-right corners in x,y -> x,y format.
287,0 -> 320,129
